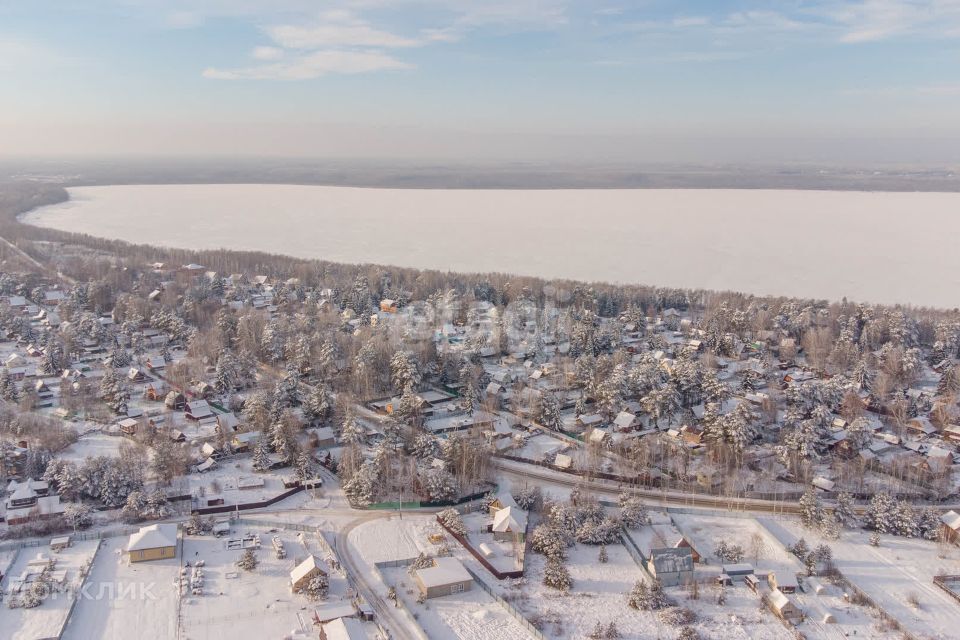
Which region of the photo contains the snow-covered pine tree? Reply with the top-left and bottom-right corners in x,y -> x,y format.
236,548 -> 258,571
543,556 -> 572,592
251,436 -> 271,472
865,492 -> 895,533
627,580 -> 650,609
799,486 -> 823,529
436,508 -> 467,536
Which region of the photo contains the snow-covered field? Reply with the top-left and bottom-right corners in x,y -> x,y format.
23,184 -> 960,306
62,536 -> 180,640
383,566 -> 531,640
0,540 -> 99,640
495,540 -> 793,640
179,528 -> 329,640
762,516 -> 960,640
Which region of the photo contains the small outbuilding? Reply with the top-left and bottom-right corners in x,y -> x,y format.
413,557 -> 473,599
290,554 -> 327,593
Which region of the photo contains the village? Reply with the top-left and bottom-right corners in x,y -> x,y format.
0,234 -> 959,640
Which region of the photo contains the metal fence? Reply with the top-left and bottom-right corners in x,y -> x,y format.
462,565 -> 545,640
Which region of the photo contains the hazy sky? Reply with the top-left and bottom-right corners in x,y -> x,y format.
2,1 -> 960,163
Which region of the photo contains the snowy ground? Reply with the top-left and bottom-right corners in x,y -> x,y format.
62,536 -> 180,640
383,566 -> 530,640
762,515 -> 960,640
58,431 -> 124,462
0,540 -> 99,640
179,527 -> 330,640
491,539 -> 794,640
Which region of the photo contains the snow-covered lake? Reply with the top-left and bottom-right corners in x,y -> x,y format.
22,184 -> 960,307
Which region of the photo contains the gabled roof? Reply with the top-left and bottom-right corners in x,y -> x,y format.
492,506 -> 528,533
321,617 -> 368,640
290,554 -> 325,584
940,510 -> 960,531
128,523 -> 177,552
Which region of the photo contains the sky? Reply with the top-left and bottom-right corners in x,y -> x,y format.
1,0 -> 960,163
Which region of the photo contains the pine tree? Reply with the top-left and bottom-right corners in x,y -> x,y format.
304,572 -> 329,599
437,508 -> 467,536
251,436 -> 271,472
236,548 -> 258,571
799,486 -> 823,529
865,492 -> 895,533
538,392 -> 563,430
295,450 -> 314,481
0,369 -> 19,402
543,557 -> 572,591
627,580 -> 650,609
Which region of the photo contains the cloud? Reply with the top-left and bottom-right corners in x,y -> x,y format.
266,10 -> 421,49
251,46 -> 284,60
810,0 -> 960,44
203,49 -> 412,80
166,10 -> 204,29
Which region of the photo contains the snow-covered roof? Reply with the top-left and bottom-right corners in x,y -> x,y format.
554,453 -> 573,469
491,506 -> 528,533
415,557 -> 471,588
613,411 -> 636,429
811,477 -> 835,492
128,523 -> 177,552
290,554 -> 325,584
770,589 -> 795,611
940,510 -> 960,531
321,617 -> 367,640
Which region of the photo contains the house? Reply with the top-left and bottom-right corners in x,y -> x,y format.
118,417 -> 140,435
577,414 -> 603,430
769,589 -> 802,623
768,571 -> 798,594
588,428 -> 609,445
127,523 -> 178,563
185,400 -> 213,421
216,412 -> 241,433
613,411 -> 638,432
195,457 -> 217,473
291,554 -> 327,593
165,391 -> 186,410
940,510 -> 960,544
127,367 -> 148,383
311,426 -> 336,449
232,431 -> 261,452
379,299 -> 398,314
553,453 -> 573,470
907,417 -> 938,437
811,476 -> 835,492
319,616 -> 368,640
413,557 -> 473,599
491,506 -> 528,542
647,547 -> 694,586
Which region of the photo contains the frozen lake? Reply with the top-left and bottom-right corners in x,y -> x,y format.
22,184 -> 960,307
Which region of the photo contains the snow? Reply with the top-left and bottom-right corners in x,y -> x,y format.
0,541 -> 98,640
23,184 -> 960,306
382,566 -> 530,640
61,537 -> 179,640
762,515 -> 960,640
59,432 -> 124,462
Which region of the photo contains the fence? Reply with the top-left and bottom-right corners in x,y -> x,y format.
370,558 -> 431,640
56,539 -> 103,640
366,484 -> 497,511
434,515 -> 524,580
0,524 -> 143,553
191,485 -> 304,515
933,575 -> 960,604
462,565 -> 545,640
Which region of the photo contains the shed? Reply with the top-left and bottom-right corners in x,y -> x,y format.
413,557 -> 473,599
290,554 -> 327,593
721,563 -> 754,581
769,589 -> 802,622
